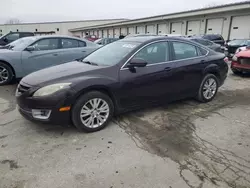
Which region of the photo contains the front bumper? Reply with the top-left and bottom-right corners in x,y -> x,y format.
231,61 -> 250,72
16,82 -> 77,125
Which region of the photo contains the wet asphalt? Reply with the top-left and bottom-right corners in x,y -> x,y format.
0,70 -> 250,188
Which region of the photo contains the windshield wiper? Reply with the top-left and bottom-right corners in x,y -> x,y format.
82,60 -> 98,66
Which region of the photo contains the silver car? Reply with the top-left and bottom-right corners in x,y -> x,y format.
0,35 -> 99,85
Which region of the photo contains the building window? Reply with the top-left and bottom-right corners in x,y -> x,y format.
57,28 -> 59,32
0,30 -> 2,32
35,29 -> 38,32
17,29 -> 19,32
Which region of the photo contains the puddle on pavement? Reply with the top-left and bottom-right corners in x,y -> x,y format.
115,88 -> 250,188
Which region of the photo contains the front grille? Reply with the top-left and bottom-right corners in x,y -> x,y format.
17,84 -> 31,94
239,58 -> 250,66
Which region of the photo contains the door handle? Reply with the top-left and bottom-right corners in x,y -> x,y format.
164,67 -> 172,72
53,54 -> 58,56
81,51 -> 86,52
200,60 -> 205,63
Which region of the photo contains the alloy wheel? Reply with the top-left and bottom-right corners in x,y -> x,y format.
202,78 -> 217,100
80,98 -> 110,128
0,66 -> 9,84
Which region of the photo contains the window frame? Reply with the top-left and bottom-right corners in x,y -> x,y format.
61,38 -> 82,49
126,41 -> 170,67
120,39 -> 209,70
169,40 -> 208,61
28,37 -> 61,51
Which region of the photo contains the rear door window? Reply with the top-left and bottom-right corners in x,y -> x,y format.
6,33 -> 20,41
61,38 -> 79,48
172,42 -> 198,60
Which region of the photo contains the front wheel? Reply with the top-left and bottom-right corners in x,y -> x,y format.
0,62 -> 14,86
71,91 -> 114,132
196,74 -> 219,103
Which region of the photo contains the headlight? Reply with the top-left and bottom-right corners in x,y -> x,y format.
232,55 -> 238,62
33,83 -> 71,97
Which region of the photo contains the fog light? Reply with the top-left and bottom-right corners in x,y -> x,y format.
32,109 -> 51,120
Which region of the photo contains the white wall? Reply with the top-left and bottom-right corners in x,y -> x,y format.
0,19 -> 126,36
77,9 -> 250,40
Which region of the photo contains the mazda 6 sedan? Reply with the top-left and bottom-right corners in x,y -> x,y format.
0,35 -> 99,85
16,36 -> 228,132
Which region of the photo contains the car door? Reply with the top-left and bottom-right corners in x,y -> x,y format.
168,41 -> 207,96
118,41 -> 179,108
21,38 -> 62,75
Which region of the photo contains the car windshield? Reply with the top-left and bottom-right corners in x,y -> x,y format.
10,37 -> 37,50
228,39 -> 246,46
82,41 -> 140,66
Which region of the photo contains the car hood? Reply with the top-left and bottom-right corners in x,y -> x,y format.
21,61 -> 103,86
236,49 -> 250,57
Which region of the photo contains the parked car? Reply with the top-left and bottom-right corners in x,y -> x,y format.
125,34 -> 158,38
225,39 -> 250,57
0,32 -> 34,46
84,35 -> 99,42
0,35 -> 99,85
200,34 -> 225,46
16,36 -> 228,132
231,47 -> 250,74
188,37 -> 224,53
94,38 -> 119,46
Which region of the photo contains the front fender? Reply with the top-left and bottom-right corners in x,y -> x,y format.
0,53 -> 23,78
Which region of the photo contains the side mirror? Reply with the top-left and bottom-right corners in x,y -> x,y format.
26,46 -> 35,51
3,38 -> 8,42
127,58 -> 147,69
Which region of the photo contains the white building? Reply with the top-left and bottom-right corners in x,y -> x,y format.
0,19 -> 128,36
69,1 -> 250,40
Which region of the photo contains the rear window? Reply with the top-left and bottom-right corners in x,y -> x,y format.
203,34 -> 223,41
228,39 -> 246,46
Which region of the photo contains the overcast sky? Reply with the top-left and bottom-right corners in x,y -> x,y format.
0,0 -> 245,24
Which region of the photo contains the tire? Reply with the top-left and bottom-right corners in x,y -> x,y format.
231,68 -> 242,75
71,91 -> 114,132
0,62 -> 14,86
196,74 -> 219,103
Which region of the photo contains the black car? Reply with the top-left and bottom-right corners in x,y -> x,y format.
188,37 -> 224,53
16,36 -> 228,132
225,39 -> 250,57
200,34 -> 225,46
0,32 -> 35,46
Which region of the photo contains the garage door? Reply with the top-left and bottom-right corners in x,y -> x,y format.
171,22 -> 182,34
230,15 -> 250,40
114,28 -> 120,38
146,25 -> 156,34
187,20 -> 201,36
136,26 -> 145,34
128,27 -> 135,35
103,30 -> 108,38
121,27 -> 128,35
108,29 -> 114,38
157,23 -> 168,34
206,18 -> 224,35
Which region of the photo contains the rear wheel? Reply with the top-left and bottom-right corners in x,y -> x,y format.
0,62 -> 14,86
71,91 -> 114,132
196,74 -> 219,103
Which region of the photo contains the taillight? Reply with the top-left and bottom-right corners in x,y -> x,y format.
232,55 -> 238,62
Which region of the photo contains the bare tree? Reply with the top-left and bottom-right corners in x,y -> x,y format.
203,2 -> 218,8
5,18 -> 21,25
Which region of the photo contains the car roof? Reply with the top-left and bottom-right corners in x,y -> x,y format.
33,35 -> 84,40
121,36 -> 195,43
